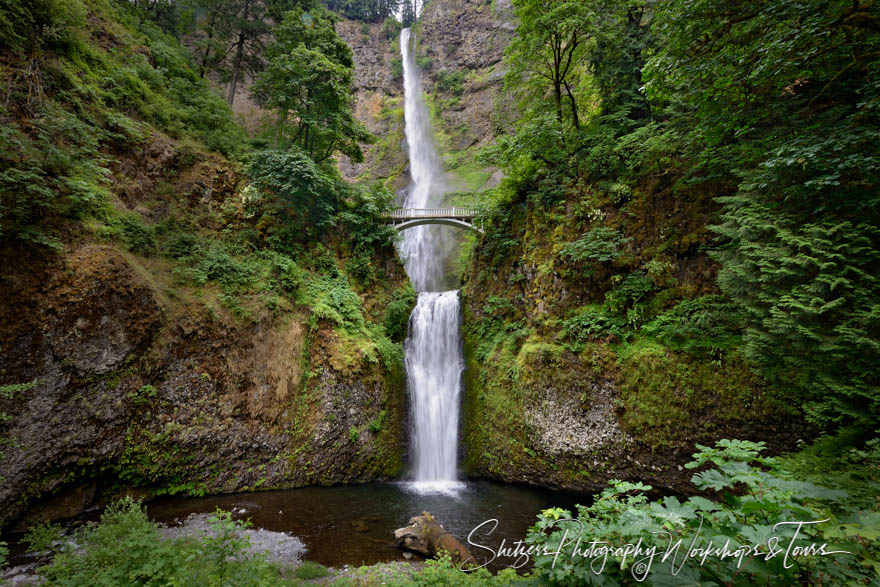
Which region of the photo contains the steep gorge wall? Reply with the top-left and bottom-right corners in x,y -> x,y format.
0,139 -> 410,530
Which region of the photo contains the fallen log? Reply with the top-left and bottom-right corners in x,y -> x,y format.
394,511 -> 474,566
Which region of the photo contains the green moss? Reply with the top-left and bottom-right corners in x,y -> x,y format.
615,344 -> 790,450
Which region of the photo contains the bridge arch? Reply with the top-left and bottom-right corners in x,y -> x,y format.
385,207 -> 483,234
392,218 -> 483,234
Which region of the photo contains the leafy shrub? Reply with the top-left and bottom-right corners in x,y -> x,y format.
271,254 -> 305,294
561,306 -> 628,344
38,498 -> 284,585
716,215 -> 880,428
435,69 -> 466,96
162,229 -> 198,259
127,384 -> 158,407
117,214 -> 156,256
391,57 -> 403,80
247,148 -> 339,243
189,243 -> 253,288
348,426 -> 360,442
642,295 -> 742,355
345,252 -> 374,283
603,271 -> 654,327
0,104 -> 111,248
336,181 -> 397,252
0,0 -> 84,55
527,439 -> 880,586
559,227 -> 631,274
303,274 -> 365,333
383,284 -> 417,342
392,551 -> 527,585
294,560 -> 331,580
382,17 -> 402,40
607,181 -> 632,205
23,521 -> 63,553
368,410 -> 386,434
482,295 -> 515,317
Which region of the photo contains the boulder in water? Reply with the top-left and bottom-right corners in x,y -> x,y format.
393,511 -> 474,566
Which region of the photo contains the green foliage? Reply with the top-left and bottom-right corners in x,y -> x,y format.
0,0 -> 244,247
778,431 -> 880,511
252,6 -> 371,162
37,498 -> 288,586
0,540 -> 6,570
0,379 -> 36,424
247,148 -> 339,241
644,0 -> 880,429
614,343 -> 777,449
390,56 -> 403,80
0,103 -> 111,248
0,0 -> 83,55
128,384 -> 158,407
435,69 -> 466,96
559,227 -> 630,274
368,409 -> 386,433
322,0 -> 401,23
716,213 -> 880,428
388,551 -> 528,586
116,214 -> 157,256
561,306 -> 627,345
348,426 -> 360,442
527,439 -> 880,585
642,295 -> 742,356
383,284 -> 417,342
178,240 -> 254,288
603,272 -> 654,328
23,521 -> 63,554
294,560 -> 331,579
302,273 -> 365,333
381,16 -> 402,40
505,0 -> 597,129
336,181 -> 397,252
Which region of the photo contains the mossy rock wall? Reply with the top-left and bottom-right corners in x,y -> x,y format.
459,179 -> 807,493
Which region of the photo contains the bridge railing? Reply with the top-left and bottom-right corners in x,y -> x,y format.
386,207 -> 478,219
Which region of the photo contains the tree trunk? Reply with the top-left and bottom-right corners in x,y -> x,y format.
226,0 -> 250,105
554,80 -> 563,123
394,512 -> 474,567
199,11 -> 217,79
564,79 -> 580,128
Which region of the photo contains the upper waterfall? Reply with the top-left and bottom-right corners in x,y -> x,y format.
398,27 -> 451,293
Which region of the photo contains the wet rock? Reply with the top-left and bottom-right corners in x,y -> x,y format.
394,512 -> 473,566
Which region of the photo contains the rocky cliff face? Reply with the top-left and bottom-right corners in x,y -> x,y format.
338,0 -> 516,195
336,20 -> 407,190
418,0 -> 516,157
0,138 -> 409,530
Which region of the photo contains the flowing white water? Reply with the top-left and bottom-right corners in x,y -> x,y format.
405,291 -> 465,492
399,27 -> 449,293
399,28 -> 464,492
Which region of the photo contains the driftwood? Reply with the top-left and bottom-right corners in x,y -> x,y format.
394,511 -> 474,566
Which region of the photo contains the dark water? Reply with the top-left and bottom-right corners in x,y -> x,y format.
148,481 -> 590,570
